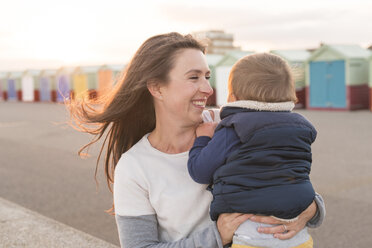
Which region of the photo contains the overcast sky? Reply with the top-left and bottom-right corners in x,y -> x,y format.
1,0 -> 371,71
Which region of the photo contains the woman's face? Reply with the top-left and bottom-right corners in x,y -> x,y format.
159,48 -> 213,126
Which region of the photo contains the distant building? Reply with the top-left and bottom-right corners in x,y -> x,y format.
192,30 -> 240,55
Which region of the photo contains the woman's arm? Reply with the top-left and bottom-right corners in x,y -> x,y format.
249,193 -> 326,240
115,214 -> 223,248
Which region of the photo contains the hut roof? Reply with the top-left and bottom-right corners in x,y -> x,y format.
8,71 -> 23,79
216,50 -> 255,67
23,70 -> 41,77
57,67 -> 75,75
40,69 -> 57,77
309,44 -> 372,61
75,65 -> 101,74
227,50 -> 254,60
0,72 -> 7,79
104,64 -> 126,72
206,54 -> 224,66
270,50 -> 311,62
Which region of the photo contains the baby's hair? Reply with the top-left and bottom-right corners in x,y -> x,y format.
228,53 -> 297,103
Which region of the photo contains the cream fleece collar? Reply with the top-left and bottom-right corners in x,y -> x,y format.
221,100 -> 295,112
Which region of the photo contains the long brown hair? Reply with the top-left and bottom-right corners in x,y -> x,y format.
69,32 -> 206,214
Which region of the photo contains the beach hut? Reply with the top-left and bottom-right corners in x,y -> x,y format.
55,67 -> 74,103
306,44 -> 371,110
270,50 -> 311,108
0,72 -> 6,101
98,64 -> 125,97
21,70 -> 41,102
206,54 -> 224,106
7,72 -> 23,101
215,51 -> 254,106
72,66 -> 101,100
369,55 -> 372,111
39,69 -> 56,102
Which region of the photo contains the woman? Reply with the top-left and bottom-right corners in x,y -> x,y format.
70,33 -> 325,248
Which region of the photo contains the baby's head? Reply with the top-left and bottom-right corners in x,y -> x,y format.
227,53 -> 297,103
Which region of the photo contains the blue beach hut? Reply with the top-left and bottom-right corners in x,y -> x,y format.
7,72 -> 23,101
39,69 -> 56,102
270,50 -> 311,108
55,67 -> 74,102
306,44 -> 371,110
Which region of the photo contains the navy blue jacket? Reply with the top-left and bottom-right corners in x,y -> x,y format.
188,105 -> 317,221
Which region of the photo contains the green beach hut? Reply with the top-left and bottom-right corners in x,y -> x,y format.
369,55 -> 372,111
215,51 -> 254,106
306,44 -> 371,110
206,54 -> 224,106
270,50 -> 311,108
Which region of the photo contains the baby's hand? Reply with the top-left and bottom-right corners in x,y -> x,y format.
196,122 -> 218,138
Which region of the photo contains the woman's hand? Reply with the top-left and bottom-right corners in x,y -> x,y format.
217,213 -> 253,245
250,201 -> 318,240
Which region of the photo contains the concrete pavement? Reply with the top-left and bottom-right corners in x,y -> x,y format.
1,102 -> 372,247
0,197 -> 118,248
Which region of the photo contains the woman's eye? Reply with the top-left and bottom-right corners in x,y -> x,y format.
190,76 -> 199,80
206,76 -> 211,80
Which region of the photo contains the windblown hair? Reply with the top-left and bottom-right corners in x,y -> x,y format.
68,32 -> 206,214
228,53 -> 297,103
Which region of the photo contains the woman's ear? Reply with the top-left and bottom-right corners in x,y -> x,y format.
147,80 -> 163,100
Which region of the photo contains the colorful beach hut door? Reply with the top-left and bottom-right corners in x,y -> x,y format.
310,60 -> 346,108
57,76 -> 70,102
7,80 -> 17,100
40,77 -> 51,101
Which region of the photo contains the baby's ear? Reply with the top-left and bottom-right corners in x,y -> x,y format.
147,80 -> 163,100
227,92 -> 237,102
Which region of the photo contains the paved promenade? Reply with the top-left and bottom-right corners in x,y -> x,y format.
0,102 -> 372,247
0,197 -> 118,248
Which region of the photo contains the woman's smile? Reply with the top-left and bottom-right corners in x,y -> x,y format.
191,97 -> 207,109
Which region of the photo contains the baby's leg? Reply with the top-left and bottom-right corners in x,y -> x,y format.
231,219 -> 312,248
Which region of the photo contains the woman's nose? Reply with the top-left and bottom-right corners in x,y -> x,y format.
200,79 -> 213,97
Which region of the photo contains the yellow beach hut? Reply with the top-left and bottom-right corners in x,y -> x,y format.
72,66 -> 101,100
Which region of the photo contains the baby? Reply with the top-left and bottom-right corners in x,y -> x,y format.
188,53 -> 317,248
